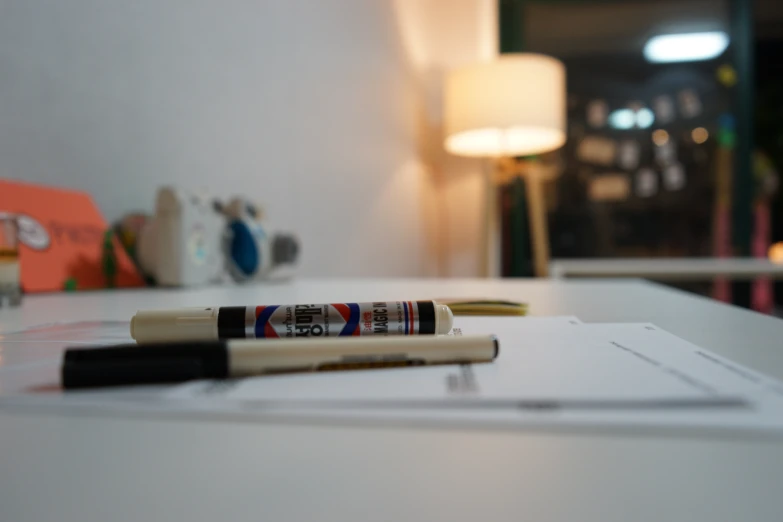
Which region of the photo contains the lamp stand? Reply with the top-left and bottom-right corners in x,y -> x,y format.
495,158 -> 557,278
480,161 -> 500,278
524,167 -> 550,278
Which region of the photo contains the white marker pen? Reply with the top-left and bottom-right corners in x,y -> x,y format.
130,301 -> 454,343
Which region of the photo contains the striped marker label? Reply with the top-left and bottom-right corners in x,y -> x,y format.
248,301 -> 424,339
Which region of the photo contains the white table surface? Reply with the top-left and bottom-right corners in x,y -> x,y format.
2,278 -> 783,522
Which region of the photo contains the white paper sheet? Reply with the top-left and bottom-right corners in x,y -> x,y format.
255,324 -> 783,437
163,318 -> 738,406
2,317 -> 783,436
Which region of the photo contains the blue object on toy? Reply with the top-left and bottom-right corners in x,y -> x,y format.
228,220 -> 261,277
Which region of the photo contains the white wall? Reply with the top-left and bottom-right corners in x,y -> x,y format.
394,0 -> 497,277
0,0 -> 440,277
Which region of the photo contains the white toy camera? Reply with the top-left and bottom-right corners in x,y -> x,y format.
137,188 -> 299,287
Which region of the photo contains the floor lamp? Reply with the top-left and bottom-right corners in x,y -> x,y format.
443,53 -> 566,277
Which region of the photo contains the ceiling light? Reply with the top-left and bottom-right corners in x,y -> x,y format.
644,32 -> 729,63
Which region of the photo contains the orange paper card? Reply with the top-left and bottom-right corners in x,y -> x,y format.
0,179 -> 145,292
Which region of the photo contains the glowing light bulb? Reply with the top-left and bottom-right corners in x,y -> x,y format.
608,109 -> 635,130
635,108 -> 654,129
769,242 -> 783,264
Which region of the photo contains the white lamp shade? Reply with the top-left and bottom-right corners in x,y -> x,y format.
444,53 -> 566,158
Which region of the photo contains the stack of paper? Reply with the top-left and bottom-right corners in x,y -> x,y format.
1,316 -> 782,437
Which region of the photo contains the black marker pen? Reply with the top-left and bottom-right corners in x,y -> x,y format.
62,334 -> 499,389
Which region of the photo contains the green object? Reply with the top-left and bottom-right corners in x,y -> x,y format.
718,129 -> 736,148
508,176 -> 533,277
102,230 -> 118,288
499,0 -> 526,53
63,278 -> 78,291
729,0 -> 754,256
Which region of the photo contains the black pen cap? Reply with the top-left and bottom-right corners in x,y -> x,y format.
62,342 -> 229,389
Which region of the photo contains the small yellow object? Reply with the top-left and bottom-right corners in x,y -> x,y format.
769,242 -> 783,265
692,127 -> 709,144
652,129 -> 669,146
437,299 -> 528,316
717,64 -> 737,87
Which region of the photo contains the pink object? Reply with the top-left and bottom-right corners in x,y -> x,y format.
712,210 -> 732,303
752,204 -> 774,314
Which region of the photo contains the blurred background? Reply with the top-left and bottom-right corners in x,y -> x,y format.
0,0 -> 781,313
